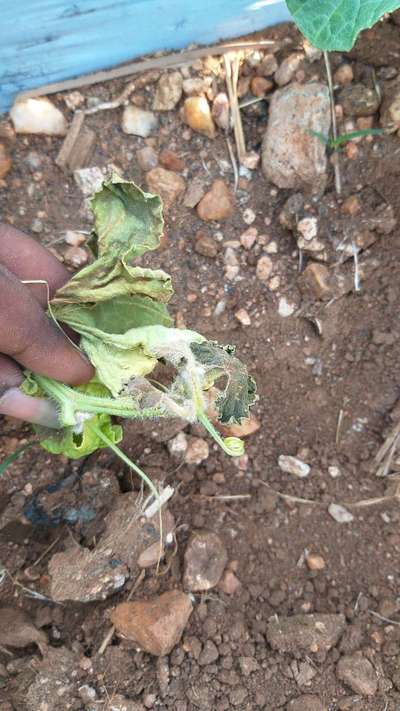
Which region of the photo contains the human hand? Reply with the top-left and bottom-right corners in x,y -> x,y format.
0,224 -> 94,427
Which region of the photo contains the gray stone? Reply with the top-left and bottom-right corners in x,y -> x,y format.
336,653 -> 378,696
122,106 -> 158,137
262,82 -> 330,195
267,614 -> 346,655
153,71 -> 183,111
183,530 -> 228,591
339,83 -> 381,116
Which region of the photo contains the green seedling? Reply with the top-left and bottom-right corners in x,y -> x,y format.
9,175 -> 256,498
309,128 -> 385,151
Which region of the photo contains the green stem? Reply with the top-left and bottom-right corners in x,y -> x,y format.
34,375 -> 166,424
197,412 -> 244,457
88,421 -> 160,502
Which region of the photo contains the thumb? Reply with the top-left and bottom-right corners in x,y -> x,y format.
0,387 -> 60,428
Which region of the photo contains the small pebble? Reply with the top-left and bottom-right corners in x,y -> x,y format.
278,455 -> 310,478
240,227 -> 258,249
341,195 -> 361,216
64,230 -> 86,246
235,308 -> 251,326
278,296 -> 295,317
64,246 -> 89,268
242,208 -> 256,225
334,64 -> 354,85
328,503 -> 354,523
256,255 -> 273,282
306,554 -> 326,571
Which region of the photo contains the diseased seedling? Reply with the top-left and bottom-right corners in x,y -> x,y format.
18,175 -> 256,494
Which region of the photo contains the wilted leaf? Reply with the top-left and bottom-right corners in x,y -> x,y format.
190,341 -> 257,424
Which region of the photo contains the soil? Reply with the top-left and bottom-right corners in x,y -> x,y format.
1,17 -> 400,711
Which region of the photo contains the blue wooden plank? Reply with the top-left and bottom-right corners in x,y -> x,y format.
0,0 -> 290,111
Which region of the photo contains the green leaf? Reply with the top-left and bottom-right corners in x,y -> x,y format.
91,175 -> 164,259
286,0 -> 400,51
36,381 -> 123,459
190,341 -> 257,424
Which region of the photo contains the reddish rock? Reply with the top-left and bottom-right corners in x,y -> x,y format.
197,180 -> 234,221
194,231 -> 218,258
146,167 -> 186,211
111,591 -> 193,656
0,143 -> 12,179
159,149 -> 185,172
136,146 -> 158,171
250,77 -> 274,97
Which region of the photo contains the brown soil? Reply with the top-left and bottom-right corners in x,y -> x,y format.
1,18 -> 400,711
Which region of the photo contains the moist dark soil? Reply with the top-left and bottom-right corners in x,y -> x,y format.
1,18 -> 400,711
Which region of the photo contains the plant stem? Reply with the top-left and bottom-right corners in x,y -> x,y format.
34,375 -> 166,424
88,421 -> 160,502
323,50 -> 342,196
197,412 -> 244,456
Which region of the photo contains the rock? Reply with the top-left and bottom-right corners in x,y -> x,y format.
30,217 -> 43,234
122,106 -> 158,137
262,82 -> 330,194
64,246 -> 89,268
194,231 -> 218,258
339,84 -> 381,116
306,554 -> 326,571
257,54 -> 278,77
256,255 -> 273,282
159,149 -> 185,172
182,77 -> 212,95
183,97 -> 216,138
274,53 -> 304,86
185,437 -> 209,464
74,166 -> 104,196
219,412 -> 261,438
334,64 -> 354,85
184,178 -> 206,208
341,195 -> 361,216
153,71 -> 183,110
218,570 -> 242,595
211,93 -> 230,131
243,207 -> 256,225
251,77 -> 274,97
287,695 -> 327,711
10,98 -> 67,135
267,614 -> 346,655
111,590 -> 192,656
168,431 -> 188,458
278,296 -> 296,317
25,647 -> 79,711
146,167 -> 186,211
136,146 -> 158,171
235,308 -> 251,326
279,455 -> 310,478
240,227 -> 258,249
183,530 -> 228,591
328,503 -> 354,523
241,151 -> 260,170
199,639 -> 219,665
64,230 -> 86,246
380,80 -> 400,132
300,262 -> 333,300
64,90 -> 85,110
238,76 -> 251,97
0,607 -> 47,652
239,656 -> 259,676
336,653 -> 378,696
0,143 -> 12,179
197,180 -> 234,221
49,492 -> 174,601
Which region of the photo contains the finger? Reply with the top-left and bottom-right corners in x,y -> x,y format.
0,355 -> 60,427
0,265 -> 94,385
0,223 -> 70,307
0,387 -> 60,428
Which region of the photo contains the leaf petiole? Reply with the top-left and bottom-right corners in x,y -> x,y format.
197,412 -> 244,457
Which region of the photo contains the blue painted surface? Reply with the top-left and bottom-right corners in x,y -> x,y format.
0,0 -> 290,111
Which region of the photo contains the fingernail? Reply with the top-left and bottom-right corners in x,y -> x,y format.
0,388 -> 60,428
